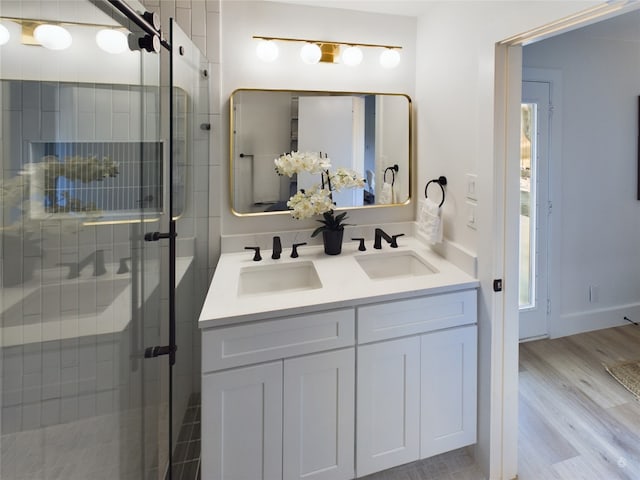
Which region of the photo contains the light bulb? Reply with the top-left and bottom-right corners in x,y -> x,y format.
379,48 -> 400,69
0,24 -> 9,46
34,24 -> 72,50
255,39 -> 278,62
342,45 -> 363,66
96,29 -> 128,54
300,42 -> 321,64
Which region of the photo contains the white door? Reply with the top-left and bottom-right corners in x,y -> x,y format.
519,81 -> 551,340
420,325 -> 478,458
202,362 -> 283,480
283,348 -> 355,480
298,96 -> 365,207
356,337 -> 420,477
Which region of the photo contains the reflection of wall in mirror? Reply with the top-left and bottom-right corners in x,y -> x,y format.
233,91 -> 291,212
298,96 -> 365,207
376,96 -> 409,203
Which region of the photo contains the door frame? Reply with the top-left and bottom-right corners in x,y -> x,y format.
494,4 -> 639,479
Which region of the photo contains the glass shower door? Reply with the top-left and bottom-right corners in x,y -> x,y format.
168,18 -> 210,478
0,1 -> 167,478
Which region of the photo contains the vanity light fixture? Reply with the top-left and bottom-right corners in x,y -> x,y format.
0,23 -> 10,46
379,48 -> 401,69
300,42 -> 322,64
342,45 -> 363,66
253,35 -> 402,68
255,38 -> 279,62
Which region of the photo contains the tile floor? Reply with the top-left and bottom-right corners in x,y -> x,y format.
169,393 -> 201,480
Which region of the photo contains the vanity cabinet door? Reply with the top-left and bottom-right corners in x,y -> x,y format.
202,361 -> 283,480
356,337 -> 420,477
283,348 -> 355,480
420,325 -> 477,459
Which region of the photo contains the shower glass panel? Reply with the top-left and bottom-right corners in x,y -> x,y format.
0,1 -> 167,478
169,19 -> 210,477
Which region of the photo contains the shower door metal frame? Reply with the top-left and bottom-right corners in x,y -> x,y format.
107,1 -> 179,478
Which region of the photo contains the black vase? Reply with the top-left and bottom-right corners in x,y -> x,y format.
322,229 -> 344,255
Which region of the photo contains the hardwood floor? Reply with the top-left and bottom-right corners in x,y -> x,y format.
518,324 -> 640,480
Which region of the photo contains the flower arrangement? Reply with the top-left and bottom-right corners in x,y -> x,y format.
274,151 -> 365,237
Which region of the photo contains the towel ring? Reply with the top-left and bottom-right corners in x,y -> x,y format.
384,164 -> 399,186
424,176 -> 447,208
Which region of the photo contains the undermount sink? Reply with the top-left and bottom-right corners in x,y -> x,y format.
238,261 -> 322,296
355,251 -> 438,280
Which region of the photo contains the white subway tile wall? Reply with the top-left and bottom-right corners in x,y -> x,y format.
1,1 -> 220,478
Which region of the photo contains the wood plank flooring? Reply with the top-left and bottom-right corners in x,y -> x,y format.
518,325 -> 640,480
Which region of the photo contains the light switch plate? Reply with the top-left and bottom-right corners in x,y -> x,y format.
466,173 -> 478,200
466,200 -> 477,229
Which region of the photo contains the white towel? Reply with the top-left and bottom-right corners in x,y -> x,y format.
418,198 -> 443,244
379,182 -> 394,204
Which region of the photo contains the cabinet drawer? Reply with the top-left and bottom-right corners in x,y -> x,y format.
357,290 -> 476,344
202,309 -> 355,372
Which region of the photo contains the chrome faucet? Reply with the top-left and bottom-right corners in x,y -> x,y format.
373,228 -> 405,249
59,250 -> 106,279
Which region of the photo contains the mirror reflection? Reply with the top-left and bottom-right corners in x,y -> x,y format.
230,89 -> 411,215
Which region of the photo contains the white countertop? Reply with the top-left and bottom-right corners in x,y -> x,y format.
199,236 -> 479,329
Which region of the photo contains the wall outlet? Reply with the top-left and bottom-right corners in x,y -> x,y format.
466,173 -> 478,201
466,200 -> 477,229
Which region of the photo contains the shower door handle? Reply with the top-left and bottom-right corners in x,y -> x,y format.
144,344 -> 177,361
144,231 -> 177,241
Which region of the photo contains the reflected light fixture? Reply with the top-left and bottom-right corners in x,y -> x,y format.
33,24 -> 72,50
0,23 -> 9,46
253,36 -> 401,68
255,38 -> 279,62
1,16 -> 140,53
379,48 -> 401,69
96,28 -> 128,54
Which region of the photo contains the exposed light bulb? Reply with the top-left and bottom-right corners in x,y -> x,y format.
342,45 -> 363,66
300,42 -> 321,64
255,39 -> 279,62
34,24 -> 72,50
379,48 -> 400,69
0,24 -> 9,46
96,29 -> 128,54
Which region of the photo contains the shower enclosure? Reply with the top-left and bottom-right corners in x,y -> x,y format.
0,1 -> 210,478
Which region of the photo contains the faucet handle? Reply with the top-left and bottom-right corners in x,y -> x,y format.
351,238 -> 366,251
291,242 -> 307,258
390,233 -> 405,248
244,246 -> 262,261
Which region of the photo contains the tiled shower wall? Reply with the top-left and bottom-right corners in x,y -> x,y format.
1,0 -> 221,438
0,79 -> 163,433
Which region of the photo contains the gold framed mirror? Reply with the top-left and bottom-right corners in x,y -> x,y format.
230,89 -> 412,216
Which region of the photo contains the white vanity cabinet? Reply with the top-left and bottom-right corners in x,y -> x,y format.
201,308 -> 356,480
200,286 -> 478,480
356,289 -> 477,477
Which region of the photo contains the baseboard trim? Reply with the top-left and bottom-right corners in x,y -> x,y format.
551,303 -> 640,338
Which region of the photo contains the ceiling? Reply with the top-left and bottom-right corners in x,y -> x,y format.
270,1 -> 640,43
266,0 -> 432,17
